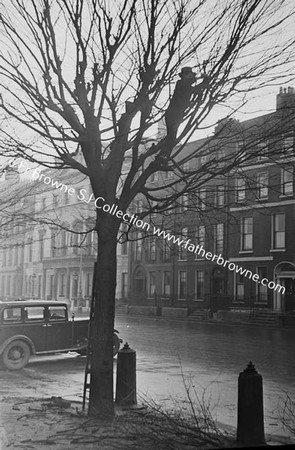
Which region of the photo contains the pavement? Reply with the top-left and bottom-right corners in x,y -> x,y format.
1,373 -> 295,449
1,312 -> 294,449
1,393 -> 294,450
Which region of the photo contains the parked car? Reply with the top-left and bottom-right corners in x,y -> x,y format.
0,300 -> 122,370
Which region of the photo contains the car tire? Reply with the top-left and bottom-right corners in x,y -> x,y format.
113,333 -> 121,357
1,340 -> 31,370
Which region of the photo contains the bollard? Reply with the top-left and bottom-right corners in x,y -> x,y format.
115,342 -> 137,406
237,361 -> 265,446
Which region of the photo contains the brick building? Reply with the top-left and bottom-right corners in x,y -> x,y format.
127,87 -> 295,317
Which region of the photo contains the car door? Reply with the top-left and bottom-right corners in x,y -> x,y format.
23,305 -> 47,352
44,305 -> 72,351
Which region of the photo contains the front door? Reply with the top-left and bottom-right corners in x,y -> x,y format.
282,278 -> 295,313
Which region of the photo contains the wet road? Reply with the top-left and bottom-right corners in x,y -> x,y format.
2,315 -> 295,438
116,316 -> 295,436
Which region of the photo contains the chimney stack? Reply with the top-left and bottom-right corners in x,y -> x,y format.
276,86 -> 295,111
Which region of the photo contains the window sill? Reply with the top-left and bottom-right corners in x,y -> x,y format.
193,299 -> 205,302
279,194 -> 293,198
270,248 -> 286,252
239,250 -> 253,254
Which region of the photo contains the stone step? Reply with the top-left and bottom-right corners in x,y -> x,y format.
115,304 -> 128,314
250,311 -> 280,325
187,310 -> 208,321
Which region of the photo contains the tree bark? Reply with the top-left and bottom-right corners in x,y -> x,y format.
88,212 -> 119,418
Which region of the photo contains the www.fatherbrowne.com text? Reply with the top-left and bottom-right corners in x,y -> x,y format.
9,159 -> 285,294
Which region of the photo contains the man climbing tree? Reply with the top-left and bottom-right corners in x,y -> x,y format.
165,67 -> 209,142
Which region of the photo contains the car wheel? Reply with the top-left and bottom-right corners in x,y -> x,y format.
113,333 -> 121,357
1,340 -> 31,370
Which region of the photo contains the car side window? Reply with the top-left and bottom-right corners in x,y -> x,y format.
2,307 -> 22,323
48,306 -> 67,321
24,306 -> 45,322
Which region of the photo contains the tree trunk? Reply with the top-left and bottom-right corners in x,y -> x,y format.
88,213 -> 118,418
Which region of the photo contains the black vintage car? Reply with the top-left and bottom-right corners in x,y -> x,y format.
0,301 -> 121,370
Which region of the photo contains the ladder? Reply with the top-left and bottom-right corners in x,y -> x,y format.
82,262 -> 97,411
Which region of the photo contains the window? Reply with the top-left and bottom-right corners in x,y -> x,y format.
147,237 -> 156,261
201,152 -> 209,164
257,172 -> 268,199
150,172 -> 158,183
3,248 -> 7,267
51,228 -> 57,257
72,274 -> 79,297
38,231 -> 45,260
163,271 -> 171,296
134,232 -> 143,260
6,275 -> 11,296
14,246 -> 18,265
197,188 -> 206,210
214,223 -> 224,254
163,237 -> 171,261
120,225 -> 128,256
180,194 -> 189,211
8,246 -> 12,266
53,194 -> 58,207
48,306 -> 67,321
182,161 -> 190,171
38,275 -> 42,299
70,223 -> 83,255
3,307 -> 22,322
1,275 -> 5,296
178,271 -> 187,299
164,170 -> 173,180
179,228 -> 187,260
149,272 -> 156,297
257,141 -> 268,161
24,306 -> 45,321
272,213 -> 285,249
215,185 -> 224,207
49,274 -> 54,299
241,217 -> 253,251
85,273 -> 92,297
135,200 -> 143,214
236,178 -> 245,202
282,135 -> 294,156
195,225 -> 205,259
59,273 -> 66,297
121,272 -> 128,298
235,274 -> 244,301
60,229 -> 67,256
218,148 -> 226,160
86,232 -> 93,255
195,271 -> 204,299
281,168 -> 293,196
236,142 -> 246,162
257,267 -> 268,302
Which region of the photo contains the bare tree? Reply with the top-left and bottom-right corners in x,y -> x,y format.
0,0 -> 294,418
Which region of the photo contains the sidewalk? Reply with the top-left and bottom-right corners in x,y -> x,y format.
1,393 -> 294,450
113,307 -> 295,329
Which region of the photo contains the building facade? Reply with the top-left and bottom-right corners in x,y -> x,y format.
128,87 -> 295,316
0,164 -> 129,311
